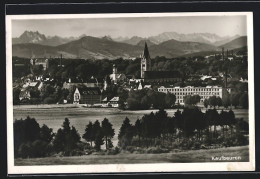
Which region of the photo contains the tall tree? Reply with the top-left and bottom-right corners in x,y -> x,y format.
83,121 -> 94,146
216,97 -> 223,108
204,98 -> 209,109
92,120 -> 104,150
53,118 -> 81,155
239,93 -> 248,109
118,117 -> 134,149
101,118 -> 115,150
134,119 -> 142,146
222,89 -> 231,109
94,130 -> 104,151
165,93 -> 176,108
208,96 -> 217,108
13,88 -> 21,105
40,124 -> 54,143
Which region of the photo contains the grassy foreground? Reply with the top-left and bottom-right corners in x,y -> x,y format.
15,146 -> 249,166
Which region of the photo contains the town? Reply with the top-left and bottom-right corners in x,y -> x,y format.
13,42 -> 248,110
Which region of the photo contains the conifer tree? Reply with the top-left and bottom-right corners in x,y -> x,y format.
101,118 -> 115,150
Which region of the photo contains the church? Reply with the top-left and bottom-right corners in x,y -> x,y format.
140,42 -> 182,84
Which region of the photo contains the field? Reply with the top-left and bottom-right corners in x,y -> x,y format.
14,145 -> 249,165
13,104 -> 249,146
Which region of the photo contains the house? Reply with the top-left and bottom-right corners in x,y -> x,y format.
73,87 -> 102,105
240,77 -> 248,83
137,81 -> 143,90
109,97 -> 120,108
19,90 -> 31,101
30,58 -> 49,70
86,76 -> 100,87
101,97 -> 109,107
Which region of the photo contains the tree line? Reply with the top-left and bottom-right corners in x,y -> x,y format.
204,92 -> 248,109
14,107 -> 248,159
14,116 -> 115,158
117,108 -> 249,151
126,88 -> 176,110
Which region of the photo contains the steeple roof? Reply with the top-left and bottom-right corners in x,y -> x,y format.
143,42 -> 150,59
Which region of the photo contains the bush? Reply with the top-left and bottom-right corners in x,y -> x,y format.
30,140 -> 49,157
18,143 -> 32,158
125,146 -> 136,153
43,97 -> 56,104
192,141 -> 201,150
234,133 -> 248,146
106,147 -> 120,155
145,147 -> 169,154
70,149 -> 85,156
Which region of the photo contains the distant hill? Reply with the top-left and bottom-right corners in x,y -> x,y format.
136,40 -> 155,47
14,30 -> 242,48
149,39 -> 217,58
121,36 -> 146,45
12,43 -> 65,58
218,36 -> 247,50
12,31 -> 78,46
57,36 -> 144,59
147,32 -> 238,45
213,35 -> 240,46
12,36 -> 144,59
12,36 -> 221,59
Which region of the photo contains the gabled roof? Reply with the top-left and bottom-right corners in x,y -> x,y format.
102,97 -> 108,102
110,97 -> 119,102
144,85 -> 152,88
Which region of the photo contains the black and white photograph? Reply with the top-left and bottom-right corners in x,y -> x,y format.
6,12 -> 255,174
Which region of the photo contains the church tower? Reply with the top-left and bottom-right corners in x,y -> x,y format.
113,64 -> 117,74
140,42 -> 151,78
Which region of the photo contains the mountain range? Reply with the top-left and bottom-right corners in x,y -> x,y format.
13,31 -> 78,46
12,31 -> 247,59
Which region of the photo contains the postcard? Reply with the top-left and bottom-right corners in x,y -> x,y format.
6,12 -> 255,174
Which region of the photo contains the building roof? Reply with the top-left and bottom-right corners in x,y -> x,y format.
32,58 -> 48,63
22,81 -> 40,89
110,97 -> 119,102
86,76 -> 99,84
159,85 -> 222,89
142,42 -> 150,59
144,85 -> 152,88
144,71 -> 181,79
102,97 -> 108,102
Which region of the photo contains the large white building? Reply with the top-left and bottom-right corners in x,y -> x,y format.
158,86 -> 224,104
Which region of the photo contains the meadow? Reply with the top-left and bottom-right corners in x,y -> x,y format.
13,104 -> 249,146
14,145 -> 249,165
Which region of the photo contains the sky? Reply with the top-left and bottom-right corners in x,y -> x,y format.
12,15 -> 247,38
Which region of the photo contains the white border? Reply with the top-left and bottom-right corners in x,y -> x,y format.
6,12 -> 255,174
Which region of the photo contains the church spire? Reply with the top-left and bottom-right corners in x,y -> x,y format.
143,42 -> 150,59
140,42 -> 151,78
